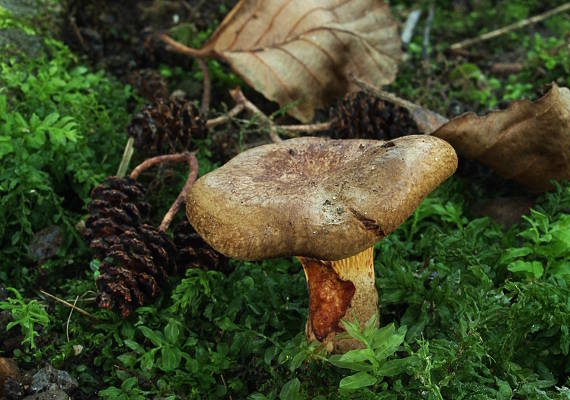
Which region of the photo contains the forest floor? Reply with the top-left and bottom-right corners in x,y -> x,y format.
0,0 -> 569,399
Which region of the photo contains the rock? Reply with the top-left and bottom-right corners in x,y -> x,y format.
28,225 -> 63,263
29,365 -> 78,394
22,388 -> 70,400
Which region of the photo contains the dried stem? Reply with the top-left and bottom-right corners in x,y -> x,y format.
130,152 -> 191,180
450,2 -> 570,50
69,16 -> 87,51
158,153 -> 199,232
128,152 -> 199,232
422,2 -> 435,61
196,58 -> 211,117
206,103 -> 245,128
40,290 -> 94,319
116,137 -> 135,178
229,88 -> 282,143
66,295 -> 80,342
277,120 -> 334,134
158,33 -> 212,58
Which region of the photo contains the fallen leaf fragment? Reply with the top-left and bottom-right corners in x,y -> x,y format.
201,0 -> 401,122
433,84 -> 570,192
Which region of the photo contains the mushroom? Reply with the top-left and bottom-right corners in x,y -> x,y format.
186,135 -> 457,352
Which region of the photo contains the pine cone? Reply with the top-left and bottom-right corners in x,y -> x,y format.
84,177 -> 177,318
96,225 -> 176,318
173,221 -> 230,273
84,177 -> 149,258
127,98 -> 207,156
330,91 -> 418,140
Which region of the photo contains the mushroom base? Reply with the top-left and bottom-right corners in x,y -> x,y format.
299,247 -> 378,353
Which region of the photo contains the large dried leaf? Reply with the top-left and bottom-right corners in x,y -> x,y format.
433,84 -> 570,192
201,0 -> 401,122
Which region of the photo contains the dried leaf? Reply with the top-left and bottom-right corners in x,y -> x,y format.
202,0 -> 401,122
432,84 -> 570,192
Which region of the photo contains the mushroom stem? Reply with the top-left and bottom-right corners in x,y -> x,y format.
298,246 -> 378,353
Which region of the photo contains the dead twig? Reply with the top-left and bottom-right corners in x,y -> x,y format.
116,137 -> 135,178
401,10 -> 422,45
66,295 -> 79,342
196,58 -> 211,117
40,290 -> 94,319
450,2 -> 570,51
129,152 -> 199,232
158,33 -> 211,58
158,153 -> 199,232
277,120 -> 334,134
229,88 -> 282,143
206,103 -> 246,128
422,2 -> 434,61
69,16 -> 87,52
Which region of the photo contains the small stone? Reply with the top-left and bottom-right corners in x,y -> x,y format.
30,365 -> 77,394
22,388 -> 70,400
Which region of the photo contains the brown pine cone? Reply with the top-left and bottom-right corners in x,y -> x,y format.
173,221 -> 230,273
127,98 -> 207,156
85,177 -> 178,318
330,91 -> 418,140
96,225 -> 177,318
84,177 -> 149,258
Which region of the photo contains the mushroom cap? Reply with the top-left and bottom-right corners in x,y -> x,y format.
186,135 -> 457,261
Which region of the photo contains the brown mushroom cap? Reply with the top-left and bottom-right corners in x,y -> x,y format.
186,135 -> 457,261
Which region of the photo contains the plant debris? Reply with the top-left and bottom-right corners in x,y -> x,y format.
330,91 -> 419,140
433,84 -> 570,192
127,98 -> 207,157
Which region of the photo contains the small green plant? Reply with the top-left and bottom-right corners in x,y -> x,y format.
0,288 -> 49,349
99,377 -> 149,400
500,210 -> 570,279
328,316 -> 415,390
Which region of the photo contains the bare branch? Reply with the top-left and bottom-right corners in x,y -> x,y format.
197,58 -> 211,116
206,103 -> 246,128
229,88 -> 282,143
450,2 -> 570,51
158,33 -> 212,58
159,153 -> 199,232
40,290 -> 94,319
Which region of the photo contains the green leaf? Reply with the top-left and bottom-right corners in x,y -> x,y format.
0,137 -> 14,159
499,247 -> 533,265
160,345 -> 181,371
370,325 -> 406,360
551,260 -> 570,278
120,376 -> 138,391
140,350 -> 155,372
341,318 -> 368,345
117,354 -> 136,368
508,260 -> 544,279
337,348 -> 376,365
138,326 -> 164,347
376,357 -> 416,377
248,394 -> 269,400
279,378 -> 301,400
164,320 -> 180,344
289,350 -> 308,372
339,371 -> 377,390
329,354 -> 372,372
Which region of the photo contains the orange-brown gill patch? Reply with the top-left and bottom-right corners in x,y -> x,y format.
301,258 -> 355,341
